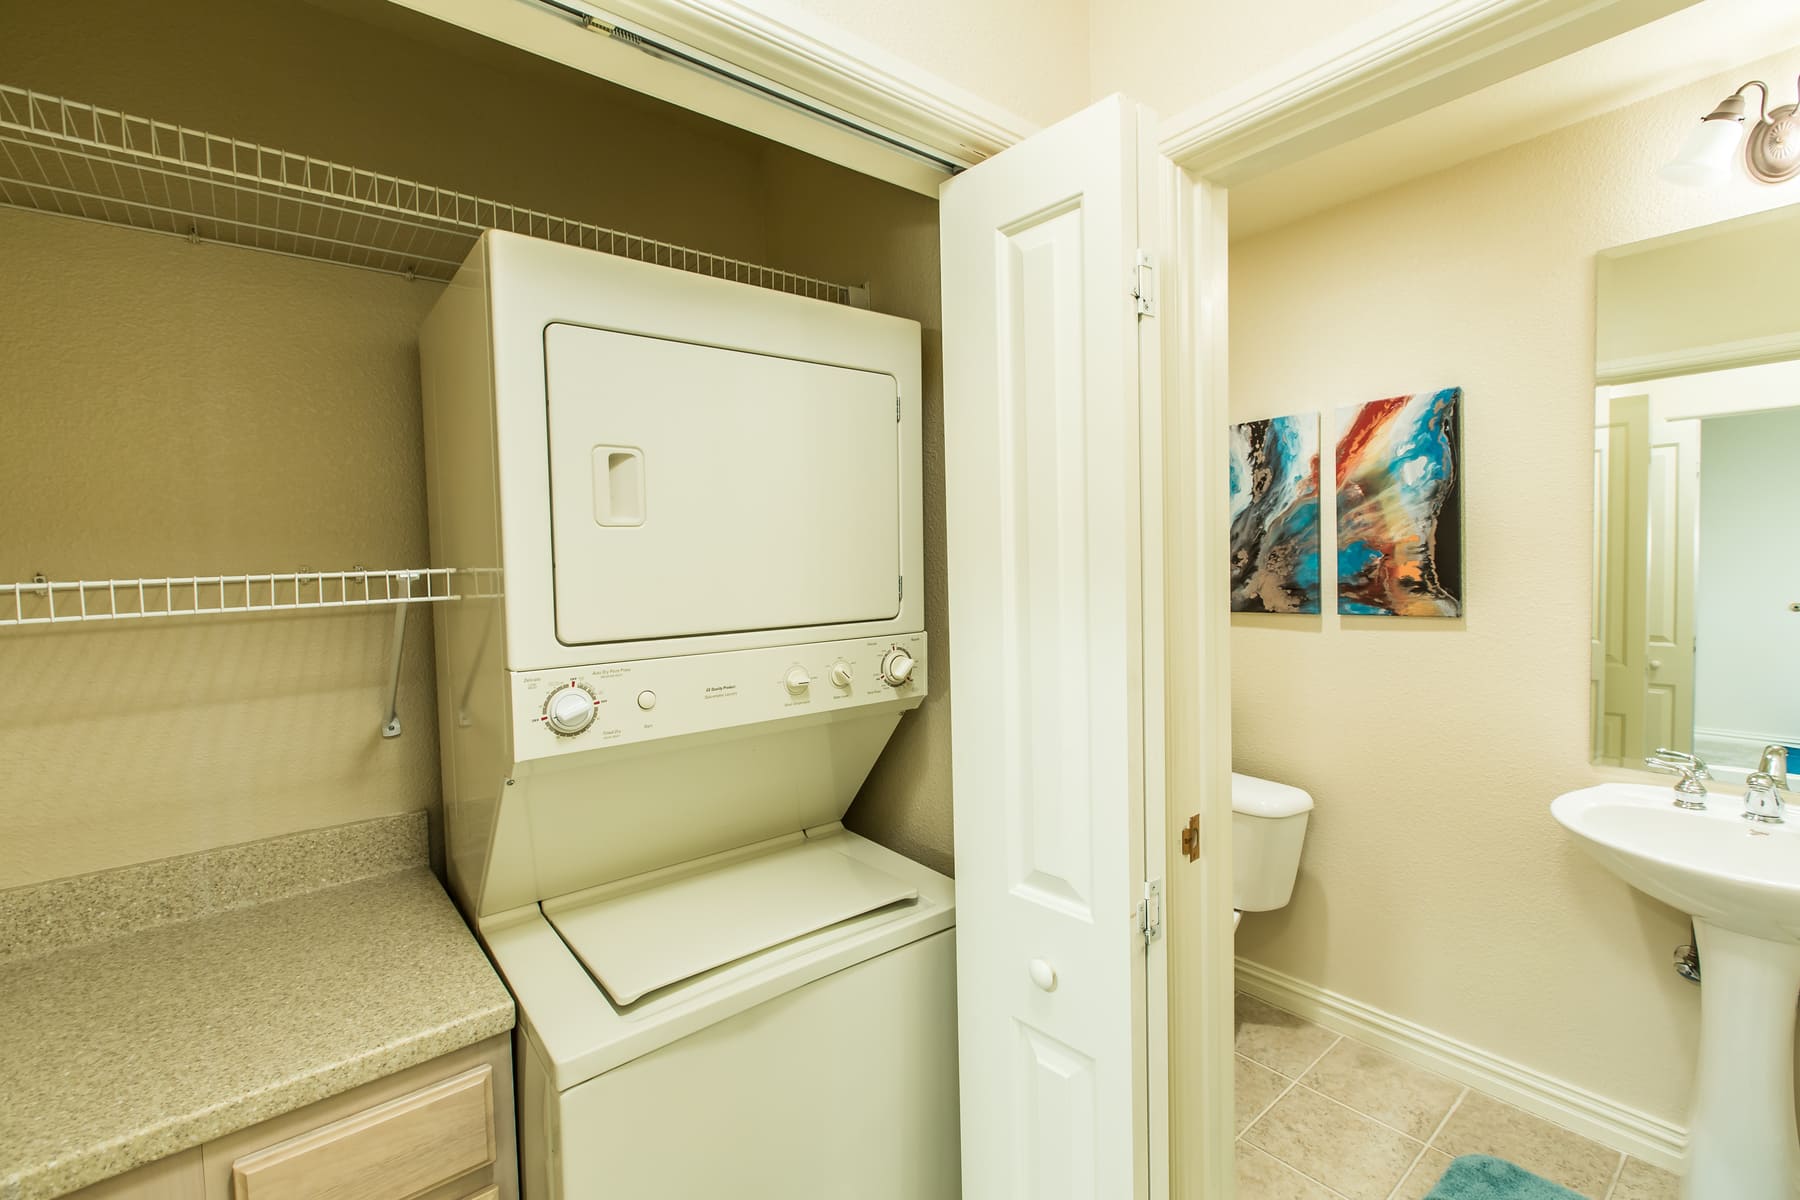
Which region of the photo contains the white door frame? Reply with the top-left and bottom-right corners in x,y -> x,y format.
1153,3 -> 1700,1195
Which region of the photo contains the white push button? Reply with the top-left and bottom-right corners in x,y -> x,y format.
637,690 -> 656,711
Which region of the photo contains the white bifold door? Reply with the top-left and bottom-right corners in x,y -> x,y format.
941,95 -> 1168,1200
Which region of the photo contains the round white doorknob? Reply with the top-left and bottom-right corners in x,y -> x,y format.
1649,659 -> 1663,670
545,685 -> 597,736
1029,958 -> 1057,992
830,661 -> 854,688
879,647 -> 915,687
636,690 -> 656,711
785,667 -> 811,695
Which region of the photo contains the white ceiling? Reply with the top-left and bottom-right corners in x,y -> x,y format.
1228,0 -> 1800,242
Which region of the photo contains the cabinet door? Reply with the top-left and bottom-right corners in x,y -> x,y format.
940,94 -> 1163,1200
201,1036 -> 516,1200
227,1066 -> 494,1200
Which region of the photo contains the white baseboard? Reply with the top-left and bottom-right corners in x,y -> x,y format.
1235,957 -> 1686,1172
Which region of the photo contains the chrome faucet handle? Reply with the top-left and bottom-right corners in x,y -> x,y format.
1757,745 -> 1790,790
1743,772 -> 1786,824
1648,748 -> 1713,780
1645,752 -> 1709,809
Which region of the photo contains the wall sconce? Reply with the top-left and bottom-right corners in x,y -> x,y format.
1661,77 -> 1800,187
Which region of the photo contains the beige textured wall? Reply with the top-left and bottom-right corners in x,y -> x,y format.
758,149 -> 954,876
738,0 -> 1090,129
1597,209 -> 1800,368
1228,55 -> 1800,1123
0,0 -> 948,888
1087,0 -> 1398,119
0,213 -> 443,888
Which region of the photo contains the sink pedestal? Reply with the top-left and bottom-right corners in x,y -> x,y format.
1687,920 -> 1800,1200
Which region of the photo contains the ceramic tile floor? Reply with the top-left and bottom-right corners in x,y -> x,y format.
1234,992 -> 1682,1200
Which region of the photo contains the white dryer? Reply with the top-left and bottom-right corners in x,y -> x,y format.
419,233 -> 957,1199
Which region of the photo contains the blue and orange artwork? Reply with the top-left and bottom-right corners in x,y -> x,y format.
1228,414 -> 1321,614
1335,388 -> 1463,617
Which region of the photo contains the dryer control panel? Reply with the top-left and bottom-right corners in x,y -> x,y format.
511,633 -> 926,761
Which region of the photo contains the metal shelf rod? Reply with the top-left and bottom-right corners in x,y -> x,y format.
0,82 -> 868,304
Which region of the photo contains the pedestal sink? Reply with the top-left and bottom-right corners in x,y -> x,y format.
1552,782 -> 1800,1200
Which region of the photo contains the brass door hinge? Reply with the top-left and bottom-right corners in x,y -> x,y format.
1180,814 -> 1200,862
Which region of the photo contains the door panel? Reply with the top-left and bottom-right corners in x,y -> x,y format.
1642,414 -> 1699,754
941,94 -> 1153,1200
1591,425 -> 1610,759
1598,394 -> 1649,762
1018,1027 -> 1099,1199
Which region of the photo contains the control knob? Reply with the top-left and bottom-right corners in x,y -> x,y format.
785,667 -> 811,695
543,683 -> 597,736
878,647 -> 916,688
829,661 -> 854,688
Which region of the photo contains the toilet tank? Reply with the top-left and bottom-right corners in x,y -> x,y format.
1232,772 -> 1314,912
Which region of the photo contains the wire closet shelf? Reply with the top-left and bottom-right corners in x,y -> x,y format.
0,569 -> 473,627
0,82 -> 866,302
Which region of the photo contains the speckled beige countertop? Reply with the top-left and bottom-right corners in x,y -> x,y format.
0,814 -> 515,1200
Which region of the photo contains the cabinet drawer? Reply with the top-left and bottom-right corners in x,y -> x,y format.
230,1065 -> 495,1200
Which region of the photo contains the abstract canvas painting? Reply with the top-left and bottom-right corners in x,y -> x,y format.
1335,387 -> 1463,617
1228,414 -> 1322,614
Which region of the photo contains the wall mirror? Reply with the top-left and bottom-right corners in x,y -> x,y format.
1591,203 -> 1800,776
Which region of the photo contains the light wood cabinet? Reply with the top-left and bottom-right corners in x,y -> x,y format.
64,1037 -> 515,1200
227,1065 -> 495,1200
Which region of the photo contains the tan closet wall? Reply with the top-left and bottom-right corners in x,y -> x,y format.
759,149 -> 953,876
0,0 -> 953,888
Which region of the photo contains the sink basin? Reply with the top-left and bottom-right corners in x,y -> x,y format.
1552,783 -> 1800,943
1553,781 -> 1800,1200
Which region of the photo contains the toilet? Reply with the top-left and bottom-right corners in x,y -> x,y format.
1232,772 -> 1314,930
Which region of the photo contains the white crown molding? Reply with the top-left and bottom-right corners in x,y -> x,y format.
1236,957 -> 1686,1170
1160,0 -> 1700,183
1596,329 -> 1800,384
587,0 -> 1036,164
384,0 -> 1033,196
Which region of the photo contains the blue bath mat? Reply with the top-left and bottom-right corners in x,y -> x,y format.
1425,1155 -> 1585,1199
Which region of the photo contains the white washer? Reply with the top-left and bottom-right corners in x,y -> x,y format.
497,831 -> 957,1198
419,233 -> 955,1198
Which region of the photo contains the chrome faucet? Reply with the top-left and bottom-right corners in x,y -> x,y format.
1645,748 -> 1711,810
1742,772 -> 1786,824
1757,745 -> 1790,790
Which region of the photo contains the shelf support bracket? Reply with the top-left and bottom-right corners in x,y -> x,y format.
381,601 -> 411,739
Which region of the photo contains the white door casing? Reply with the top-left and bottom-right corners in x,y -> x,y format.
941,94 -> 1163,1200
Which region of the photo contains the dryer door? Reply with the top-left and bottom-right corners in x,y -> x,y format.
544,323 -> 902,646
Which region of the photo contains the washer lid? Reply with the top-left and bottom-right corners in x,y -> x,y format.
542,837 -> 918,1006
1231,772 -> 1315,818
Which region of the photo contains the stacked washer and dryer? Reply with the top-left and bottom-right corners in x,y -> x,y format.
419,232 -> 959,1198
